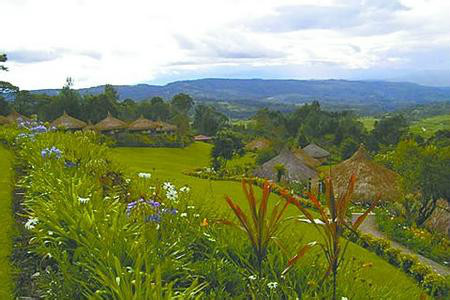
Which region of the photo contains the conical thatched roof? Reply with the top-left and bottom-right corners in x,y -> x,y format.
51,111 -> 87,129
330,144 -> 400,203
6,110 -> 30,123
128,115 -> 159,131
154,121 -> 176,132
0,115 -> 10,125
303,143 -> 330,159
94,112 -> 127,131
245,138 -> 271,151
254,149 -> 318,182
292,147 -> 322,169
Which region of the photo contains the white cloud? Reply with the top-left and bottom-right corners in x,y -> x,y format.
0,0 -> 449,89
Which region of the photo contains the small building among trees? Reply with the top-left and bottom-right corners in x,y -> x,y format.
5,110 -> 30,124
303,143 -> 331,163
194,135 -> 213,142
51,111 -> 87,130
292,147 -> 322,169
245,138 -> 271,152
128,115 -> 159,133
254,149 -> 318,183
94,112 -> 128,133
330,144 -> 400,204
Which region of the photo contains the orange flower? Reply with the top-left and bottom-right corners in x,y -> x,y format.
200,218 -> 209,227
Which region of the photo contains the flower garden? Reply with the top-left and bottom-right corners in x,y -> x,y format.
0,123 -> 449,299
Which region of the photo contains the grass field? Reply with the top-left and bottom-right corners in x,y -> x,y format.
0,146 -> 14,300
360,114 -> 450,138
112,143 -> 426,298
359,116 -> 378,131
410,114 -> 450,138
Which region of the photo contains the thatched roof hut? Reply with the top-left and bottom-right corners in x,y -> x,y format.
245,138 -> 271,151
303,143 -> 330,159
5,110 -> 30,123
0,115 -> 10,125
330,144 -> 400,203
254,149 -> 318,182
94,112 -> 127,132
51,111 -> 87,130
128,115 -> 158,131
154,121 -> 176,133
292,147 -> 322,169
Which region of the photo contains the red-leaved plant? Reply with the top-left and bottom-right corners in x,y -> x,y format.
223,179 -> 294,275
282,175 -> 379,300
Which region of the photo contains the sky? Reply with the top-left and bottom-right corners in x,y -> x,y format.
1,0 -> 450,89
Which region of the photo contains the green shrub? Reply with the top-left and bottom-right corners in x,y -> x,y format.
384,248 -> 402,266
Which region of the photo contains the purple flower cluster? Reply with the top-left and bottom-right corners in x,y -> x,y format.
41,146 -> 62,159
126,197 -> 177,224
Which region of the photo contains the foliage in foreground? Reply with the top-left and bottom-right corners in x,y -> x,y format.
0,126 -> 437,299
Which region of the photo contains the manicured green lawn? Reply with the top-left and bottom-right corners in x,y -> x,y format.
112,143 -> 427,298
0,146 -> 14,300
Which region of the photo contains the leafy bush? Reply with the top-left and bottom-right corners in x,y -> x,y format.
376,208 -> 450,265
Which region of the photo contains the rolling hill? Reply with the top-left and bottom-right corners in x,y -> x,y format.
32,78 -> 450,115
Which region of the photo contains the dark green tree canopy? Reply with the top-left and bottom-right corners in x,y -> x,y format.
193,104 -> 228,136
171,93 -> 194,114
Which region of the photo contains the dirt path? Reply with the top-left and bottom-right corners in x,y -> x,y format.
0,146 -> 14,300
352,213 -> 450,277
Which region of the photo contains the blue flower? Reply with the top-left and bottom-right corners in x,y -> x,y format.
41,146 -> 62,159
149,200 -> 161,208
64,160 -> 77,168
31,125 -> 47,133
161,208 -> 177,215
145,214 -> 161,223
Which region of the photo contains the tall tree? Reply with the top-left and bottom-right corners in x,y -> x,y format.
82,84 -> 119,122
369,114 -> 409,151
211,129 -> 244,169
193,104 -> 228,136
171,93 -> 194,114
389,140 -> 450,226
0,53 -> 19,95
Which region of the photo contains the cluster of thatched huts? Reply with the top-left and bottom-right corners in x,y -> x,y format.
254,142 -> 400,203
254,143 -> 330,182
0,111 -> 177,134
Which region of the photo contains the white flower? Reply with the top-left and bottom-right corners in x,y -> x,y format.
78,196 -> 90,204
166,189 -> 178,201
180,186 -> 190,193
48,231 -> 54,236
187,206 -> 195,209
248,275 -> 257,280
180,213 -> 188,217
267,282 -> 278,289
194,214 -> 200,218
138,172 -> 151,179
163,182 -> 175,190
25,217 -> 38,230
342,297 -> 349,300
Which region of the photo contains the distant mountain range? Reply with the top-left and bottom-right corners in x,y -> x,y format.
32,78 -> 450,115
